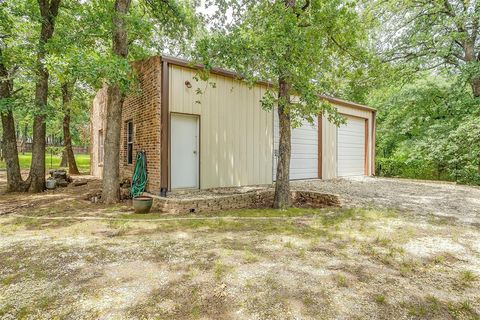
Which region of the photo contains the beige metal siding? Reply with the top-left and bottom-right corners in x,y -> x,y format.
169,65 -> 273,188
273,111 -> 319,180
322,105 -> 374,179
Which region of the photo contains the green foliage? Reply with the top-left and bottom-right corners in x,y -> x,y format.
2,0 -> 477,188
370,0 -> 480,91
370,75 -> 480,184
46,145 -> 64,157
194,0 -> 369,126
1,0 -> 199,154
363,0 -> 480,184
376,156 -> 451,181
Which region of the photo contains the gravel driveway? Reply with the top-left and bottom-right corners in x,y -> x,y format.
292,177 -> 480,225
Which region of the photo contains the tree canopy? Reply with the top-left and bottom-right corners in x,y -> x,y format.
372,0 -> 480,96
363,0 -> 480,184
196,0 -> 370,125
1,0 -> 480,196
193,0 -> 371,207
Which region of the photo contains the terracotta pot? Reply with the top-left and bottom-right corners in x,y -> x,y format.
133,196 -> 153,214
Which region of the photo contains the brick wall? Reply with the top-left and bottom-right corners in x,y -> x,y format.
120,56 -> 162,193
90,56 -> 162,193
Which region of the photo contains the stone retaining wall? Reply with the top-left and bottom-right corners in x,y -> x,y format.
149,190 -> 340,214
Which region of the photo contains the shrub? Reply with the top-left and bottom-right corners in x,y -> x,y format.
454,169 -> 480,186
376,157 -> 451,181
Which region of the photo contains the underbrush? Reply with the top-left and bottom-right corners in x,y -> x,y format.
376,157 -> 480,186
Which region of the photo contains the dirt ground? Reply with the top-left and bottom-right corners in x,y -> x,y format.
0,171 -> 479,319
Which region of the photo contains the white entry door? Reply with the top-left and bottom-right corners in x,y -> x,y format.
337,116 -> 366,177
171,114 -> 199,189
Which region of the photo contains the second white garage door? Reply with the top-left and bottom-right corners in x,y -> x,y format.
337,116 -> 366,177
274,113 -> 318,180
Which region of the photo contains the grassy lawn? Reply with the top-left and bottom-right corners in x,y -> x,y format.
0,201 -> 479,318
0,152 -> 90,173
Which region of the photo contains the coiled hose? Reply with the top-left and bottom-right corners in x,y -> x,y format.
130,151 -> 148,198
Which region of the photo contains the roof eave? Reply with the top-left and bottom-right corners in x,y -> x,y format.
160,55 -> 376,112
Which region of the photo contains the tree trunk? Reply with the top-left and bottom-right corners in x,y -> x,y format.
29,115 -> 46,192
273,78 -> 292,209
28,0 -> 61,193
478,152 -> 480,174
60,149 -> 67,167
0,50 -> 28,192
471,78 -> 480,98
61,82 -> 80,174
22,124 -> 28,155
1,112 -> 29,192
102,0 -> 131,204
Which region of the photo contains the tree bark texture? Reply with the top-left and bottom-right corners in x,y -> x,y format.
61,82 -> 80,174
463,41 -> 480,98
29,0 -> 61,192
273,0 -> 297,209
102,0 -> 131,204
478,151 -> 480,174
0,51 -> 28,192
273,78 -> 292,209
0,112 -> 28,192
60,149 -> 67,167
471,78 -> 480,98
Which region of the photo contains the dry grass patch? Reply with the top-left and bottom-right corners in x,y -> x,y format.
1,204 -> 480,319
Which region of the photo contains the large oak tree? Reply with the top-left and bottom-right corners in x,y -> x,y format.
28,0 -> 62,192
374,0 -> 480,97
1,0 -> 61,192
196,0 -> 366,208
101,0 -> 197,203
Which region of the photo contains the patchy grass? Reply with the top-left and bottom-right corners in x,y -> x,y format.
334,273 -> 348,287
400,295 -> 479,320
213,261 -> 232,281
113,208 -> 395,240
242,250 -> 259,263
1,191 -> 480,319
374,294 -> 386,304
126,273 -> 231,319
458,270 -> 477,288
118,207 -> 398,221
118,207 -> 326,219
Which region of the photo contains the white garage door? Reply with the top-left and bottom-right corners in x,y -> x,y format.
274,112 -> 318,180
337,116 -> 366,177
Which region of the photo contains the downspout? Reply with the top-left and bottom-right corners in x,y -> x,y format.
160,58 -> 170,196
371,110 -> 376,176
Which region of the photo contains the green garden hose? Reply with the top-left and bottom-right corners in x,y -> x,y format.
130,151 -> 148,198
